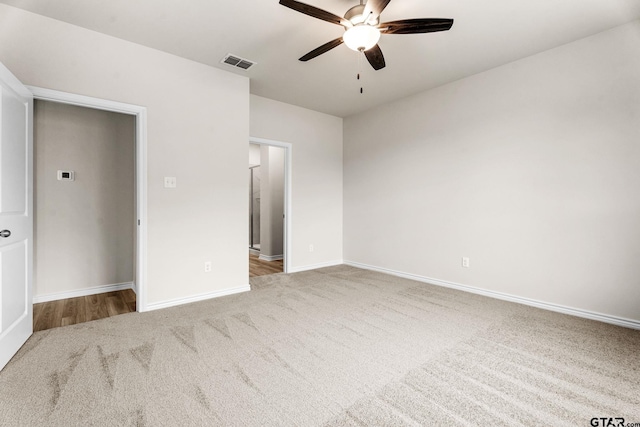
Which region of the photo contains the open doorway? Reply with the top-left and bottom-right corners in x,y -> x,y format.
25,86 -> 148,330
32,99 -> 136,331
248,138 -> 291,277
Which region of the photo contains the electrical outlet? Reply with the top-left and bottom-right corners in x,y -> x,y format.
309,244 -> 314,252
204,261 -> 212,272
462,257 -> 470,268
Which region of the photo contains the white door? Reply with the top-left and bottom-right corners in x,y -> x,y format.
0,61 -> 33,371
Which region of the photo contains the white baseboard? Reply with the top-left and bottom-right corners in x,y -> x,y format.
144,285 -> 251,312
344,260 -> 640,330
288,259 -> 343,273
33,282 -> 134,304
258,254 -> 283,262
249,248 -> 260,256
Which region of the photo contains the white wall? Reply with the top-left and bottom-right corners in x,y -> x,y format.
0,4 -> 250,308
250,95 -> 343,270
34,100 -> 135,297
249,143 -> 260,167
344,21 -> 640,323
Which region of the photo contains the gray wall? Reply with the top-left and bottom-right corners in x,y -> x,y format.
0,4 -> 249,308
0,5 -> 346,306
34,100 -> 135,297
251,95 -> 343,270
249,144 -> 261,248
259,145 -> 284,258
344,21 -> 640,322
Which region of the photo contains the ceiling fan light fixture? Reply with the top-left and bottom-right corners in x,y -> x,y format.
343,24 -> 381,52
279,0 -> 453,71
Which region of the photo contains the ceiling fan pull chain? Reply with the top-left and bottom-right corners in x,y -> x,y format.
357,50 -> 364,94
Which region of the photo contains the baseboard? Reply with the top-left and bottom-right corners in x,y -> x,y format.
249,248 -> 260,256
344,260 -> 640,330
33,282 -> 134,304
288,259 -> 343,273
144,285 -> 251,312
258,254 -> 283,262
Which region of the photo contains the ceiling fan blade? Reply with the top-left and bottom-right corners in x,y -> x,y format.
380,18 -> 454,34
364,44 -> 386,70
299,38 -> 344,61
363,0 -> 391,21
279,0 -> 350,27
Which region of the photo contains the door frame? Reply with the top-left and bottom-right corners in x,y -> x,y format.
28,86 -> 148,312
249,137 -> 292,274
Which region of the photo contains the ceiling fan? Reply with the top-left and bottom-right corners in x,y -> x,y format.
279,0 -> 454,70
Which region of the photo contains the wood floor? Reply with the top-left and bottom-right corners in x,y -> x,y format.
32,256 -> 279,331
249,253 -> 283,277
33,289 -> 136,332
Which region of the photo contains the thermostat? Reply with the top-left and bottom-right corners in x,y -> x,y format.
57,170 -> 75,181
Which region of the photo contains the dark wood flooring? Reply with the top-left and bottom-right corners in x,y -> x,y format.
249,253 -> 284,277
33,288 -> 136,332
33,256 -> 280,332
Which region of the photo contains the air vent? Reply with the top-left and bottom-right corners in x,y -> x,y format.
221,54 -> 256,71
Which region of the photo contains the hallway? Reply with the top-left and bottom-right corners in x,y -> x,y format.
249,253 -> 283,277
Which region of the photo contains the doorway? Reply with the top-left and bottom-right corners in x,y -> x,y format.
32,100 -> 137,330
248,138 -> 292,277
28,86 -> 148,317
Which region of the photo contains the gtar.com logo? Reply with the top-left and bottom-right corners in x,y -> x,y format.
590,418 -> 624,427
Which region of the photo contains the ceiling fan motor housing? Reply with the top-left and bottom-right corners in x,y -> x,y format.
344,4 -> 378,25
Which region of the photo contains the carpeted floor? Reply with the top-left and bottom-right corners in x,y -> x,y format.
0,265 -> 639,426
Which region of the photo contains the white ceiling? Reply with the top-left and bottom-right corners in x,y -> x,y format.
2,0 -> 640,117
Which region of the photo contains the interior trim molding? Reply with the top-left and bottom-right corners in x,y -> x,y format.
33,282 -> 134,304
344,260 -> 640,330
258,254 -> 283,262
145,285 -> 251,312
249,248 -> 260,256
288,259 -> 343,273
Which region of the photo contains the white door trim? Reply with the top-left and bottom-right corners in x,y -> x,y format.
27,86 -> 149,312
249,137 -> 292,274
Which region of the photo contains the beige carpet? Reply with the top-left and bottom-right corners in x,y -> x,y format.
1,265 -> 639,426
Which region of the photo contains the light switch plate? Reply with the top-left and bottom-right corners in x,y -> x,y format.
164,176 -> 177,188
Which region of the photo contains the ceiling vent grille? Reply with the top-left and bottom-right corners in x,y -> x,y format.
221,54 -> 256,71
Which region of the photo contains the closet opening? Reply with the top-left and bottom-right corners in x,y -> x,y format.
28,87 -> 148,329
